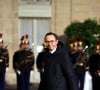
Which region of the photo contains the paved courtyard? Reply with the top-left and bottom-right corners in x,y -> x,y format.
6,83 -> 39,90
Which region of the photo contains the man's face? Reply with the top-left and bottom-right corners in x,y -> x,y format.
78,46 -> 83,52
20,44 -> 29,50
45,35 -> 58,51
95,49 -> 100,54
24,44 -> 29,49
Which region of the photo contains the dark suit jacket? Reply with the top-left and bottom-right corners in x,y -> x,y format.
38,42 -> 78,90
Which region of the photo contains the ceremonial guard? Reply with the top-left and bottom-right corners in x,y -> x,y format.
0,33 -> 9,90
69,37 -> 89,90
36,43 -> 46,80
13,35 -> 34,90
89,40 -> 100,90
36,43 -> 47,90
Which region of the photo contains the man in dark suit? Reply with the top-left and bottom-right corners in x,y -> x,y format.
13,35 -> 34,90
37,32 -> 78,90
0,33 -> 9,90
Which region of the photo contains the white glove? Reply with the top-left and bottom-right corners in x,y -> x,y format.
17,70 -> 21,75
6,67 -> 9,72
98,73 -> 100,76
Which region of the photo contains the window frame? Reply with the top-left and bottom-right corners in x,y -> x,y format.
19,0 -> 51,4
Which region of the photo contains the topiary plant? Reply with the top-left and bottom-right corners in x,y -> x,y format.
64,19 -> 100,55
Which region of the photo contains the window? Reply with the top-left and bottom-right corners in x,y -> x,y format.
37,0 -> 49,2
20,18 -> 33,48
19,18 -> 51,52
36,18 -> 51,45
19,0 -> 50,3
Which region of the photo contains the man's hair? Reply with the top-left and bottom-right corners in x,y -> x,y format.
44,32 -> 58,40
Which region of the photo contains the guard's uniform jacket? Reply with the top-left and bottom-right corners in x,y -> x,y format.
0,48 -> 9,71
13,49 -> 34,71
36,50 -> 47,90
0,47 -> 9,90
13,49 -> 34,90
36,51 -> 45,72
70,52 -> 88,75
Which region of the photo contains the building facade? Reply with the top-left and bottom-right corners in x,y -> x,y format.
0,0 -> 100,84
